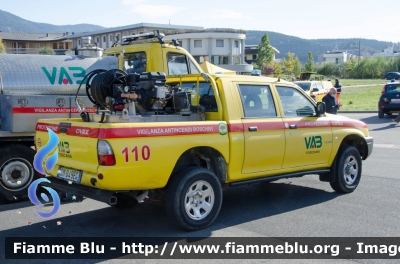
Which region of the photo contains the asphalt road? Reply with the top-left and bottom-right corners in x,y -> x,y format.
0,112 -> 399,264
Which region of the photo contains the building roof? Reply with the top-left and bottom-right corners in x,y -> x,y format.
66,22 -> 204,39
0,32 -> 68,42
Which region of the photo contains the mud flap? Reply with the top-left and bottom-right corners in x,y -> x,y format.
319,157 -> 337,182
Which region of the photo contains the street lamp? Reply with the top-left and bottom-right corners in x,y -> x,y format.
355,41 -> 361,79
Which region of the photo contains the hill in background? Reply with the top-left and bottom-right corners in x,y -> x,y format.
1,9 -> 398,63
246,30 -> 400,63
0,10 -> 104,34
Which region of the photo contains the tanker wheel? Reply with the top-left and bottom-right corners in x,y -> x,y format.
0,145 -> 38,199
166,167 -> 222,231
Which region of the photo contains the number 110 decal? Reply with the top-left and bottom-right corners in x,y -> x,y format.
122,145 -> 151,162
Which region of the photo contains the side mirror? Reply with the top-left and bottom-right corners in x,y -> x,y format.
316,102 -> 326,116
312,87 -> 319,92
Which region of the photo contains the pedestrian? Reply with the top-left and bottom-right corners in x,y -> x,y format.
322,88 -> 342,114
334,78 -> 342,102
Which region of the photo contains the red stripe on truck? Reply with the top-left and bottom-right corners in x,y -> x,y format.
97,124 -> 221,138
12,107 -> 97,114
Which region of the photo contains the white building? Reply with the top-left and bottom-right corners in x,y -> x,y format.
66,22 -> 204,50
164,31 -> 252,74
66,23 -> 253,74
372,45 -> 400,58
322,51 -> 356,64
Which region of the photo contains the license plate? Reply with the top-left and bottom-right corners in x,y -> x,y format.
57,166 -> 82,183
391,99 -> 400,104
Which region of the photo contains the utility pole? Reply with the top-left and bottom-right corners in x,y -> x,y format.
358,41 -> 360,79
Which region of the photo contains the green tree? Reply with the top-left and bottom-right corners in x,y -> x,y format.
271,61 -> 283,78
304,52 -> 314,72
255,33 -> 275,69
293,56 -> 302,77
38,46 -> 55,55
282,52 -> 296,76
0,38 -> 6,54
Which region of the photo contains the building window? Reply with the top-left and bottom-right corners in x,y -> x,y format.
235,40 -> 239,48
96,37 -> 99,43
216,39 -> 224,47
110,35 -> 113,41
103,36 -> 106,42
78,40 -> 81,45
194,40 -> 202,48
252,54 -> 257,60
212,56 -> 228,65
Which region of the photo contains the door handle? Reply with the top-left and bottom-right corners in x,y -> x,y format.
289,124 -> 297,129
248,126 -> 258,131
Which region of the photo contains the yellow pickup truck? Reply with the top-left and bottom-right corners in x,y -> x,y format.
34,32 -> 373,231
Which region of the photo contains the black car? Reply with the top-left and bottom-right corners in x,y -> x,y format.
384,72 -> 400,80
378,81 -> 400,118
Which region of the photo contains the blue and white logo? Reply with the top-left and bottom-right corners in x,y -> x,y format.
28,128 -> 61,218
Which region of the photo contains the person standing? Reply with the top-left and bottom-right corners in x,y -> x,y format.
322,88 -> 342,114
334,78 -> 342,102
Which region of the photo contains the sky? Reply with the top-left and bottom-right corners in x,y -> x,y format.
2,0 -> 400,43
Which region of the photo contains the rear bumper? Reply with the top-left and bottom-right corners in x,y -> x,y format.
39,177 -> 117,205
379,103 -> 400,112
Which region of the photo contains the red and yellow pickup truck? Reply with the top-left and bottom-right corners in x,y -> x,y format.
34,32 -> 373,231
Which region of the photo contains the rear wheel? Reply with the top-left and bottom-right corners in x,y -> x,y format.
0,145 -> 38,199
330,146 -> 362,193
166,167 -> 222,231
378,110 -> 384,118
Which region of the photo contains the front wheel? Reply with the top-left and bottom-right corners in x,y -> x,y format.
330,146 -> 362,193
166,167 -> 222,231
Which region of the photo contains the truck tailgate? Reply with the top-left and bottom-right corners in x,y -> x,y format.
35,118 -> 101,185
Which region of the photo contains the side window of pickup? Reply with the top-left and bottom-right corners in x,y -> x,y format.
124,52 -> 146,73
276,86 -> 316,116
238,85 -> 276,117
167,53 -> 189,75
179,82 -> 218,112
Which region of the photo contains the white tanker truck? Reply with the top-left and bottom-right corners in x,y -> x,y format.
0,53 -> 118,201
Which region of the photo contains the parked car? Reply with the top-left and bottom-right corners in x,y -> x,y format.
384,72 -> 400,80
293,81 -> 328,102
251,69 -> 261,76
378,81 -> 400,118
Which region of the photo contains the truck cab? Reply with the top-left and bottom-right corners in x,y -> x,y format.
104,31 -> 202,76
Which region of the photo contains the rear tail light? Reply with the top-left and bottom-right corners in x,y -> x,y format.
381,87 -> 386,95
97,140 -> 116,166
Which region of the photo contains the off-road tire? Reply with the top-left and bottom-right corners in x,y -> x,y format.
166,167 -> 222,231
0,145 -> 38,199
330,146 -> 362,193
378,110 -> 384,118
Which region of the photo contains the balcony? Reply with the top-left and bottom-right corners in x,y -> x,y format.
5,48 -> 70,55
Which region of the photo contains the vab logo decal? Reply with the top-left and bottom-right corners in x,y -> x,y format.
29,128 -> 61,218
42,66 -> 86,85
304,136 -> 322,149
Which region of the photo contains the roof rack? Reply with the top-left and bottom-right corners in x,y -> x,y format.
121,30 -> 165,45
